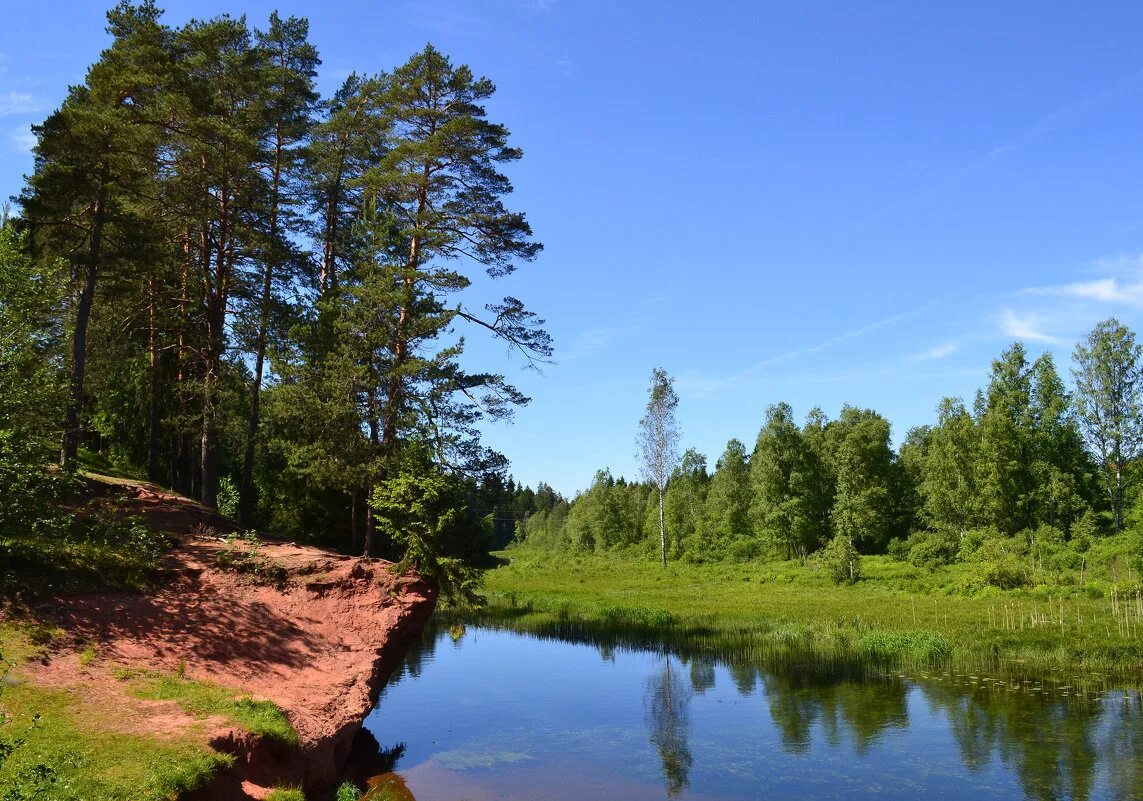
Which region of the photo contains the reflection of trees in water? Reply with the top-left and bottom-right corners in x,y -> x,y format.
645,655 -> 694,797
1104,695 -> 1143,801
383,625 -> 444,692
688,655 -> 716,695
346,729 -> 410,798
758,664 -> 1143,801
375,624 -> 1143,801
728,659 -> 758,696
760,668 -> 909,756
921,681 -> 1111,801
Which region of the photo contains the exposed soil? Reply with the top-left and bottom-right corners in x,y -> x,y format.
26,475 -> 438,799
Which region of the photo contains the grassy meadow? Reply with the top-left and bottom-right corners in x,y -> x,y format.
0,622 -> 298,800
456,549 -> 1143,684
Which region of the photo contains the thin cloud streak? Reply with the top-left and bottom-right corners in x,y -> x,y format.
561,324 -> 640,362
880,69 -> 1143,217
679,311 -> 915,397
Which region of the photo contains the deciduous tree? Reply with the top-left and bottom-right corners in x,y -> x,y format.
1072,318 -> 1143,532
638,368 -> 681,567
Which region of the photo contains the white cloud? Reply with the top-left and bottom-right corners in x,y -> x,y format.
912,341 -> 959,361
1025,274 -> 1143,307
999,309 -> 1060,344
0,92 -> 40,117
9,125 -> 35,152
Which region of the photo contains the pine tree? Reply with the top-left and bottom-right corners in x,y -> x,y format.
360,45 -> 550,466
238,13 -> 320,524
20,1 -> 168,467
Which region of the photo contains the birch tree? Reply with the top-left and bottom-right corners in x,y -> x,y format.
638,368 -> 680,567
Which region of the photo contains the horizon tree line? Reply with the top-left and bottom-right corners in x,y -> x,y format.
520,319 -> 1143,579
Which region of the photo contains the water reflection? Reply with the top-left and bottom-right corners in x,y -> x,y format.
358,624 -> 1143,801
644,656 -> 693,796
759,667 -> 908,755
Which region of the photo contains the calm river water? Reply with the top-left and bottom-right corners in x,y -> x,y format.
359,624 -> 1143,800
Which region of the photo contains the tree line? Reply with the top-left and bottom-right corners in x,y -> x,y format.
520,321 -> 1143,587
3,2 -> 549,575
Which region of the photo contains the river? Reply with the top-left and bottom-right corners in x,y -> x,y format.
358,623 -> 1143,800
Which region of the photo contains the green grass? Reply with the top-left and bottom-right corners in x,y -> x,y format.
0,626 -> 231,800
0,624 -> 299,800
124,671 -> 299,747
265,787 -> 306,801
77,448 -> 145,482
453,549 -> 1143,683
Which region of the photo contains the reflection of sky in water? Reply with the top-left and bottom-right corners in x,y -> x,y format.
361,626 -> 1142,801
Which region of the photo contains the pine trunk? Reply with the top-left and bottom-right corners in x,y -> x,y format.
60,174 -> 107,467
147,275 -> 160,482
240,122 -> 284,525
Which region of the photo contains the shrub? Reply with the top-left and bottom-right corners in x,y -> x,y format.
819,535 -> 861,584
217,476 -> 240,520
980,557 -> 1028,590
906,530 -> 958,570
886,536 -> 909,561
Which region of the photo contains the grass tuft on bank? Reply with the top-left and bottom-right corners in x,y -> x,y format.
122,669 -> 299,747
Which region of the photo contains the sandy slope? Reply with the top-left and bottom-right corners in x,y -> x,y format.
29,477 -> 437,799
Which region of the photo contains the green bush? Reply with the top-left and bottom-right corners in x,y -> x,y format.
819,535 -> 861,584
886,536 -> 909,561
335,781 -> 362,801
217,476 -> 240,520
907,530 -> 958,570
980,557 -> 1028,590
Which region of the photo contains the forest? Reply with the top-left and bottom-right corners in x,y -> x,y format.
1,2 -> 553,583
519,326 -> 1143,592
3,3 -> 1142,597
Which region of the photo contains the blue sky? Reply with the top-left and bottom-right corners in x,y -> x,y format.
4,1 -> 1143,495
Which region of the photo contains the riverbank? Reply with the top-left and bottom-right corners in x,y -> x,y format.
0,476 -> 437,800
455,550 -> 1143,683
